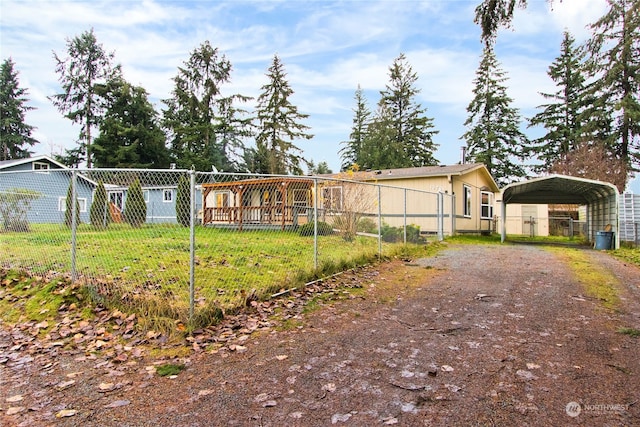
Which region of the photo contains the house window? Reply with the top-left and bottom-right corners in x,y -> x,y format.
214,191 -> 230,207
143,190 -> 150,203
293,189 -> 308,206
481,191 -> 493,219
323,186 -> 343,211
33,162 -> 49,173
58,197 -> 87,213
163,189 -> 173,203
463,185 -> 472,218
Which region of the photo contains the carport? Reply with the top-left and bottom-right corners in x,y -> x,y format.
499,174 -> 620,249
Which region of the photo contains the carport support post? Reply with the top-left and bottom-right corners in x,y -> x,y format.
378,186 -> 382,256
189,169 -> 196,322
403,188 -> 407,244
501,200 -> 506,243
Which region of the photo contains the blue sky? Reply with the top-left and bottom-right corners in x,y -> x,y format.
2,0 -> 637,191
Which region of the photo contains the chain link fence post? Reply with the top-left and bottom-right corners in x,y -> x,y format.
70,170 -> 78,282
189,169 -> 196,322
313,178 -> 318,269
377,185 -> 382,256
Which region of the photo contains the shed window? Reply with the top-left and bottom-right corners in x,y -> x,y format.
33,162 -> 49,173
481,191 -> 493,219
323,186 -> 343,211
163,189 -> 173,203
143,190 -> 150,203
463,185 -> 472,218
58,197 -> 87,213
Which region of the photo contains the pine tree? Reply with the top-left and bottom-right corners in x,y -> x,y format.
255,54 -> 313,175
0,58 -> 38,160
528,31 -> 587,172
378,53 -> 439,168
124,179 -> 146,228
93,77 -> 169,168
360,104 -> 399,170
462,46 -> 528,186
474,0 -> 529,44
584,0 -> 640,170
162,41 -> 251,172
90,180 -> 110,229
339,85 -> 371,170
50,29 -> 121,168
176,174 -> 190,227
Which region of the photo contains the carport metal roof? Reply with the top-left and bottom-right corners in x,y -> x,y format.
499,174 -> 619,248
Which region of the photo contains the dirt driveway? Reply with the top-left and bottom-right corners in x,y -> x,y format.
2,243 -> 639,426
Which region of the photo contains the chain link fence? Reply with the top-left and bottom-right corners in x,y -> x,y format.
1,168 -> 452,326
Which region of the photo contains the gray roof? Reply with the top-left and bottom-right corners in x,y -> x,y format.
501,174 -> 619,205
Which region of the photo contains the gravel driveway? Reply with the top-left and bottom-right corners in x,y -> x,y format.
2,243 -> 639,426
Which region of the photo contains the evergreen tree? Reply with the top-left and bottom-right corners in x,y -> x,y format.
176,174 -> 190,227
0,58 -> 38,160
89,180 -> 109,229
50,28 -> 121,168
475,0 -> 529,44
584,0 -> 640,170
339,85 -> 371,170
162,41 -> 251,172
64,181 -> 81,228
377,53 -> 439,168
528,31 -> 587,172
360,104 -> 400,170
308,160 -> 332,175
124,179 -> 146,228
462,46 -> 528,186
93,77 -> 169,168
255,54 -> 313,175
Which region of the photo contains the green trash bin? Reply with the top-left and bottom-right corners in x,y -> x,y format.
595,231 -> 613,250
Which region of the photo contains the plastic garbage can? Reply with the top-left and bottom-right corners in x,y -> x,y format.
595,231 -> 613,250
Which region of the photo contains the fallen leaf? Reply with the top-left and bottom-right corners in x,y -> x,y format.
56,409 -> 78,418
6,395 -> 23,403
441,365 -> 454,372
104,400 -> 130,408
276,355 -> 288,361
526,363 -> 541,370
6,406 -> 25,415
263,400 -> 277,407
98,382 -> 116,392
331,413 -> 352,424
198,389 -> 214,396
55,380 -> 76,391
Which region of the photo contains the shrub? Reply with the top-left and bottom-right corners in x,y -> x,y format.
176,174 -> 190,227
124,179 -> 147,228
298,221 -> 333,236
357,217 -> 378,234
381,223 -> 402,243
0,188 -> 40,232
90,181 -> 110,229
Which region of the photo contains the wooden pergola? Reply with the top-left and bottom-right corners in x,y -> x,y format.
201,177 -> 315,231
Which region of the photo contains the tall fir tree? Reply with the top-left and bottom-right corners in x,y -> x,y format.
50,28 -> 121,168
462,46 -> 528,186
339,85 -> 371,170
176,174 -> 190,227
162,41 -> 251,172
378,53 -> 439,168
528,31 -> 587,172
255,54 -> 313,175
124,179 -> 146,228
89,180 -> 110,229
360,104 -> 400,170
0,58 -> 38,160
584,0 -> 640,171
92,77 -> 169,168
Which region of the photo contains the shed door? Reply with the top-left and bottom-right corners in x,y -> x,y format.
522,205 -> 538,237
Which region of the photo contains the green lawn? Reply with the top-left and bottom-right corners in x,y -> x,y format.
1,223 -> 418,324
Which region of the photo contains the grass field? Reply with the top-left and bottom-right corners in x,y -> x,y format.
1,223 -> 430,327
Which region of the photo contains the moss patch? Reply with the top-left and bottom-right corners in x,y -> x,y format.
549,248 -> 621,310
